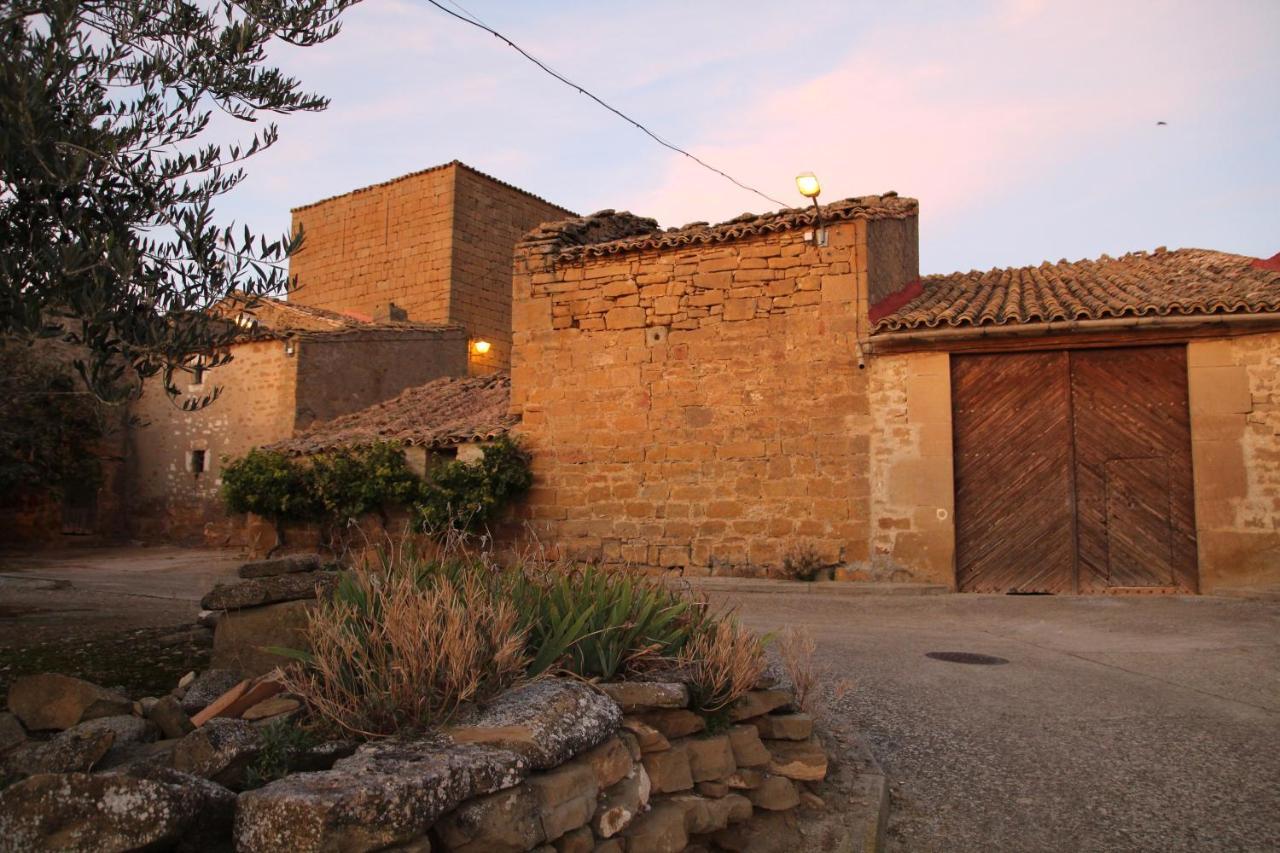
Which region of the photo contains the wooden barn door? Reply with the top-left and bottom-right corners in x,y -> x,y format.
951,346 -> 1197,594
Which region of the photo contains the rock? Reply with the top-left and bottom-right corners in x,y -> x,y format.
0,770 -> 234,851
724,768 -> 764,790
620,718 -> 670,753
73,715 -> 159,769
180,669 -> 245,715
172,718 -> 262,788
526,761 -> 599,842
799,790 -> 825,810
668,792 -> 751,834
766,739 -> 828,782
697,780 -> 729,798
435,784 -> 544,852
553,825 -> 594,853
752,713 -> 813,741
201,570 -> 335,611
636,709 -> 705,739
592,765 -> 650,838
685,734 -> 737,782
729,690 -> 793,722
449,680 -> 621,770
196,609 -> 221,629
579,736 -> 634,789
148,695 -> 196,739
243,696 -> 301,721
748,774 -> 800,811
100,739 -> 179,774
596,682 -> 689,713
238,553 -> 322,579
0,713 -> 25,754
178,671 -> 197,689
0,723 -> 114,777
290,739 -> 358,772
595,841 -> 624,853
712,810 -> 802,853
211,599 -> 314,677
728,724 -> 772,767
622,800 -> 688,853
235,740 -> 529,851
641,743 -> 693,794
6,674 -> 133,731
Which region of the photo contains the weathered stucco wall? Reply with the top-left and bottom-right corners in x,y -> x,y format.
128,339 -> 299,541
511,213 -> 920,576
867,352 -> 956,586
1188,332 -> 1280,593
293,329 -> 468,428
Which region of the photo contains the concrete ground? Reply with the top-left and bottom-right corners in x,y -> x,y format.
722,591 -> 1280,853
0,545 -> 241,699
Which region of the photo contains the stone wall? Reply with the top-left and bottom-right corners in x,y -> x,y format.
292,328 -> 468,428
128,339 -> 300,542
288,162 -> 571,372
1188,331 -> 1280,593
511,208 -> 919,577
289,165 -> 456,324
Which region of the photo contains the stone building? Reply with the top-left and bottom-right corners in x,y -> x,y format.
127,299 -> 469,541
287,160 -> 574,372
509,199 -> 1280,595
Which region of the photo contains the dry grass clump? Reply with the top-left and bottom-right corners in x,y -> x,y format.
778,625 -> 852,718
680,617 -> 768,727
282,566 -> 527,738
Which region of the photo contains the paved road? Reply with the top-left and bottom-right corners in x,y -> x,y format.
723,591 -> 1280,853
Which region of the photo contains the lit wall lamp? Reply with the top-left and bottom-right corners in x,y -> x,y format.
471,339 -> 492,356
795,172 -> 827,247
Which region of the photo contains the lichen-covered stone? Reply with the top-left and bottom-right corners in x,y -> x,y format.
449,680 -> 621,770
73,715 -> 159,769
434,784 -> 543,853
201,570 -> 335,611
171,718 -> 262,789
179,669 -> 245,715
238,553 -> 322,579
0,723 -> 114,778
0,770 -> 233,851
235,740 -> 528,852
596,682 -> 689,712
6,674 -> 133,731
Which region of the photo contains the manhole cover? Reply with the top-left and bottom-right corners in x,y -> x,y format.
925,651 -> 1009,665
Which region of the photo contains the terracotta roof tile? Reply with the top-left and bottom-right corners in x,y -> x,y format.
871,248 -> 1280,333
268,373 -> 516,455
216,295 -> 461,339
523,194 -> 918,261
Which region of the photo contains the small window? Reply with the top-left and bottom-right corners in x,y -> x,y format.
188,449 -> 207,474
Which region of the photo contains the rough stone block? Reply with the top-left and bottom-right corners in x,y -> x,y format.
637,709 -> 705,739
641,743 -> 693,794
766,738 -> 828,782
747,774 -> 800,811
6,674 -> 133,732
727,725 -> 771,767
728,690 -> 793,722
685,734 -> 736,782
597,682 -> 689,713
752,713 -> 813,742
622,800 -> 688,853
621,718 -> 670,753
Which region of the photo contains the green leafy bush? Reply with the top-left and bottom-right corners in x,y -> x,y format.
220,448 -> 319,521
415,437 -> 534,532
242,719 -> 318,790
220,437 -> 533,534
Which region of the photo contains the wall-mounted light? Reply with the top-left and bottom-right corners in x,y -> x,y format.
471,339 -> 492,356
796,172 -> 828,247
284,341 -> 296,356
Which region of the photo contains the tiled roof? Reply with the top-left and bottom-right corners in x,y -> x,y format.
523,194 -> 919,260
268,373 -> 517,455
871,248 -> 1280,333
217,294 -> 460,339
290,160 -> 575,215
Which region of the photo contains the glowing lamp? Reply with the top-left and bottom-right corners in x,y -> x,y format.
471,339 -> 492,355
795,172 -> 821,199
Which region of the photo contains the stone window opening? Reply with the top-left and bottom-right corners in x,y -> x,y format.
187,449 -> 208,475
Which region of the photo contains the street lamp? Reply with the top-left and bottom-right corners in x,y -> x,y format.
795,172 -> 826,246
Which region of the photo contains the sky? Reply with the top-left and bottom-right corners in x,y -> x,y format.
216,0 -> 1280,276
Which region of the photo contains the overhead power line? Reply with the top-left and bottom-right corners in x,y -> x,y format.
423,0 -> 790,209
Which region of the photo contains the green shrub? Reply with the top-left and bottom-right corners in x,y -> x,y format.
242,718 -> 318,790
309,442 -> 421,522
220,448 -> 319,520
415,436 -> 533,532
